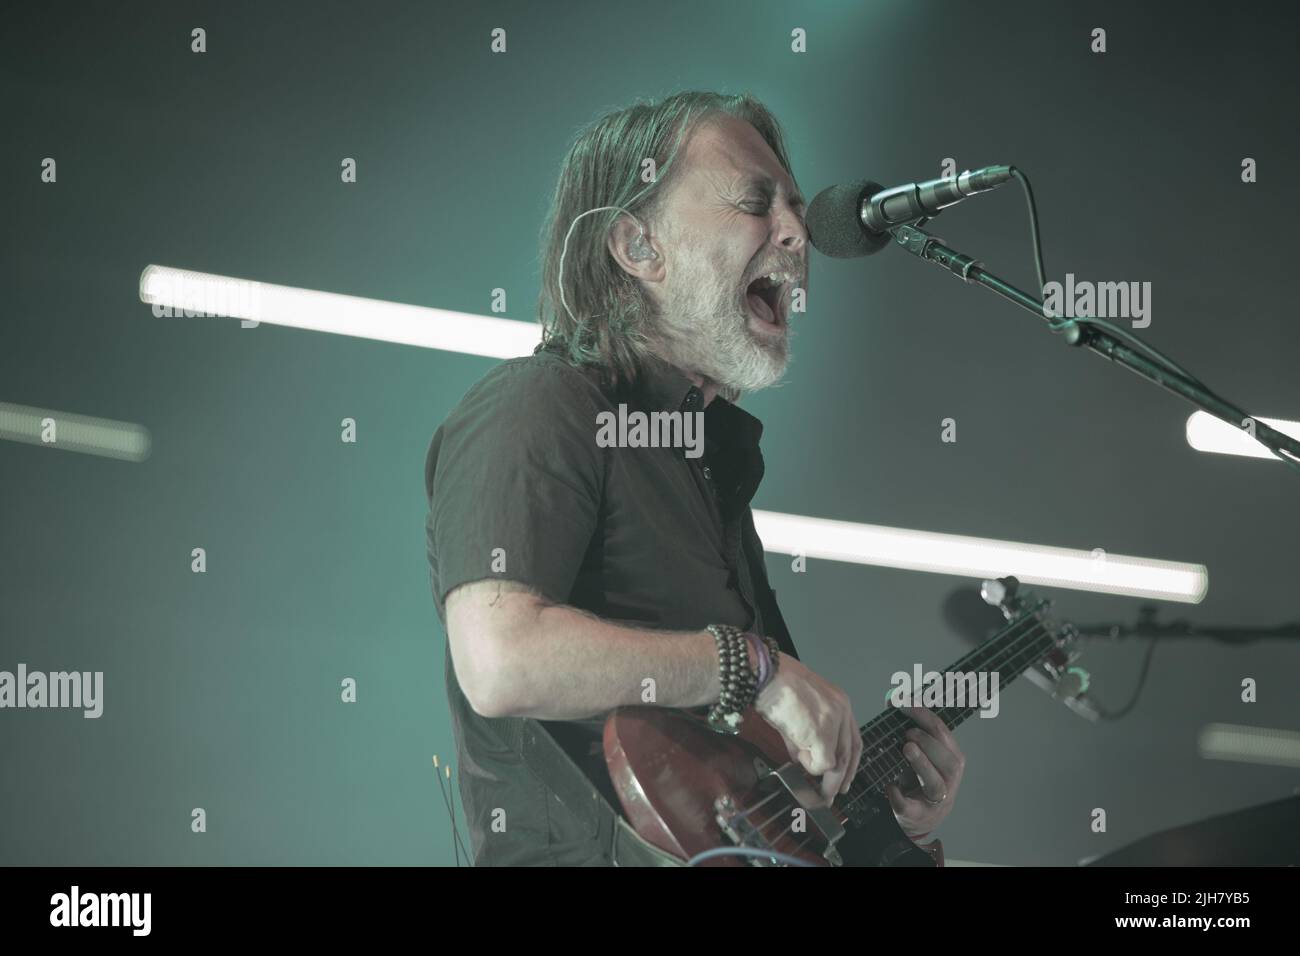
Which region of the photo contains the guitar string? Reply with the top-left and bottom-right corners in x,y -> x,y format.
769,616 -> 1055,863
770,620 -> 1055,860
779,624 -> 1057,859
845,610 -> 1055,805
729,611 -> 1059,860
722,610 -> 1048,830
728,608 -> 1049,830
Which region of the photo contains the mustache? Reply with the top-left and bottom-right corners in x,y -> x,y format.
746,258 -> 806,284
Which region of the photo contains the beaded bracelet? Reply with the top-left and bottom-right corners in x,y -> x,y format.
706,624 -> 757,734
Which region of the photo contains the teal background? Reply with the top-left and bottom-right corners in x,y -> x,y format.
2,0 -> 1297,866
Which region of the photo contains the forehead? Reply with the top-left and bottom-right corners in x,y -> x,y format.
673,114 -> 800,201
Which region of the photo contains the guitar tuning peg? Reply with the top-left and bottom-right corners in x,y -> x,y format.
979,575 -> 1020,614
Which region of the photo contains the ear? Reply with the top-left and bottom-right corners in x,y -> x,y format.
606,214 -> 665,282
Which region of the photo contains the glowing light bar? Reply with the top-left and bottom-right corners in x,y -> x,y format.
1185,410 -> 1300,460
752,510 -> 1207,603
134,264 -> 1211,602
139,265 -> 541,359
1198,723 -> 1300,768
0,402 -> 151,461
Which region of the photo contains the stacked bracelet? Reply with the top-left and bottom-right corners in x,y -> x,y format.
745,633 -> 782,694
706,626 -> 781,734
706,624 -> 757,734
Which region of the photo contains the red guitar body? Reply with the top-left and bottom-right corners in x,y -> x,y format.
600,578 -> 1079,866
603,705 -> 944,867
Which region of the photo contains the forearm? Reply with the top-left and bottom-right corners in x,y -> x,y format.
447,578 -> 765,720
491,602 -> 722,719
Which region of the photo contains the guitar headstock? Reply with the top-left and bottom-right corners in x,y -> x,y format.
981,576 -> 1078,642
980,575 -> 1091,718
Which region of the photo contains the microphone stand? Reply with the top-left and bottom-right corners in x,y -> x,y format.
887,222 -> 1300,473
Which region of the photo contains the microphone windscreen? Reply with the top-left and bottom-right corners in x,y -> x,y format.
806,180 -> 891,258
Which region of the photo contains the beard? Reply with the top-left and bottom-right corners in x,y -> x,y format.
647,246 -> 791,396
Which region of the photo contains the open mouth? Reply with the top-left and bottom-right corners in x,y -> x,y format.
745,272 -> 790,329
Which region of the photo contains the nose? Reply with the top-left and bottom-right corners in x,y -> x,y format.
776,202 -> 807,253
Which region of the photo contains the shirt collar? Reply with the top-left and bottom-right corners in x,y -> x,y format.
634,351 -> 703,415
630,353 -> 767,511
633,352 -> 765,451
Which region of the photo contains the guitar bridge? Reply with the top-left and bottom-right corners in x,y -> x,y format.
714,794 -> 785,866
712,759 -> 846,866
756,757 -> 846,866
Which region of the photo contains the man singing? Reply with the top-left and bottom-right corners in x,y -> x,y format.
424,91 -> 965,865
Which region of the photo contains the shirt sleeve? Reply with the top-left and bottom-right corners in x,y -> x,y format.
424,358 -> 606,621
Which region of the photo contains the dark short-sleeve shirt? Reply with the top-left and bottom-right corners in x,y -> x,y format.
424,347 -> 799,865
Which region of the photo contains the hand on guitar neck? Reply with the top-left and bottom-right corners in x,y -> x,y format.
883,704 -> 966,840
754,650 -> 965,838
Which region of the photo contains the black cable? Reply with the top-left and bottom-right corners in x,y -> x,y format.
448,770 -> 470,863
1012,168 -> 1300,477
1092,636 -> 1159,721
1011,167 -> 1208,388
1009,166 -> 1048,294
433,758 -> 471,865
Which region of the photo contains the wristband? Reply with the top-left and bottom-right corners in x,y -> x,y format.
760,634 -> 781,688
744,633 -> 769,689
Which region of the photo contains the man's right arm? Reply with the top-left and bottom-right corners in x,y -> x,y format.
445,578 -> 864,801
446,578 -> 723,720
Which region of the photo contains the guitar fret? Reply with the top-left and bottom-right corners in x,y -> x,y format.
842,605 -> 1060,817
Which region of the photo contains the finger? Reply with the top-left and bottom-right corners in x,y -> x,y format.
885,782 -> 908,815
819,721 -> 852,803
903,727 -> 961,780
886,783 -> 924,822
842,708 -> 863,794
820,764 -> 845,805
904,705 -> 957,749
902,739 -> 947,799
826,715 -> 853,800
802,736 -> 836,779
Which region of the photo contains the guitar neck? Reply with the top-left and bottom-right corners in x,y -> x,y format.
849,600 -> 1059,800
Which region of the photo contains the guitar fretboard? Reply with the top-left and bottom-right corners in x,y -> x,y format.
847,601 -> 1059,806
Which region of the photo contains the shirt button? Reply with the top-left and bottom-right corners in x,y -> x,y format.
702,465 -> 712,480
683,390 -> 699,408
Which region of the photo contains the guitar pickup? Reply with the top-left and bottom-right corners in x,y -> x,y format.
757,757 -> 847,865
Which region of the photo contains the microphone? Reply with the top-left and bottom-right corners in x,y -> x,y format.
806,165 -> 1014,258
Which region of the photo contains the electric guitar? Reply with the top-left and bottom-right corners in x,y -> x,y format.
601,576 -> 1081,866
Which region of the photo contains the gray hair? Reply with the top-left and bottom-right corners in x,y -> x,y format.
536,91 -> 799,390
